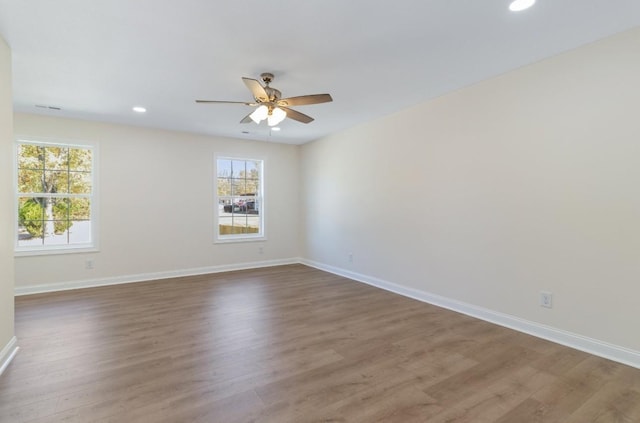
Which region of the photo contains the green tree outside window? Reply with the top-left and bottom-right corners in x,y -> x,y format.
17,142 -> 93,247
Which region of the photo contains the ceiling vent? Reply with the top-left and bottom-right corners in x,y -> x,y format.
35,104 -> 61,110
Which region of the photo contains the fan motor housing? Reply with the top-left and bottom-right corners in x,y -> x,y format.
265,87 -> 281,102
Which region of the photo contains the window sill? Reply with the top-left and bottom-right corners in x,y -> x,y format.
15,245 -> 99,257
214,235 -> 266,244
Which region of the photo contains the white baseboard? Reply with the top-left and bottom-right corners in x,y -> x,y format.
0,336 -> 19,376
300,258 -> 640,370
14,258 -> 299,296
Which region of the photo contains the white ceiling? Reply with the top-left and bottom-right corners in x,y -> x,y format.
1,1 -> 639,144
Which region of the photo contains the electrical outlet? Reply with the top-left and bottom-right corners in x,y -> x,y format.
348,252 -> 353,263
258,246 -> 264,254
85,259 -> 94,270
540,291 -> 553,308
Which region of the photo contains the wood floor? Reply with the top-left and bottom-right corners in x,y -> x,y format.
2,265 -> 640,422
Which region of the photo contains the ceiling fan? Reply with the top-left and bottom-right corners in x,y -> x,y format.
196,73 -> 333,126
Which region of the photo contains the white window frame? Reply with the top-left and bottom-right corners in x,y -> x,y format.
14,138 -> 99,256
214,155 -> 265,243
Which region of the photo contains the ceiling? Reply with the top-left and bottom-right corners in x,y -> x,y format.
0,1 -> 639,145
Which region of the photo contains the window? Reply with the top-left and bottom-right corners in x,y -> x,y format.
15,140 -> 96,254
215,157 -> 264,241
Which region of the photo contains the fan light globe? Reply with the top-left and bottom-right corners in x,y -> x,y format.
267,107 -> 287,126
250,105 -> 269,124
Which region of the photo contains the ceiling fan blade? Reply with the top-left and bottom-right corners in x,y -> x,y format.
196,100 -> 256,106
239,113 -> 253,124
277,94 -> 333,107
281,107 -> 314,124
242,77 -> 269,103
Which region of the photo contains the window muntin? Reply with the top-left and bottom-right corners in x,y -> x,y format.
15,140 -> 95,253
215,157 -> 264,241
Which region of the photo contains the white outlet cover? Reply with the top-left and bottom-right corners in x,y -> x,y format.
540,291 -> 553,308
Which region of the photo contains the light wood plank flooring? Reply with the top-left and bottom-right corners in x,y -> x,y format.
2,264 -> 640,422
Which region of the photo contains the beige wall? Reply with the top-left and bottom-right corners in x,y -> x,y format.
14,114 -> 300,289
300,28 -> 640,352
0,37 -> 15,365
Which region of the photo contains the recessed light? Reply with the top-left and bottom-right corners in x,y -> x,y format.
132,106 -> 147,113
509,0 -> 535,12
271,127 -> 281,131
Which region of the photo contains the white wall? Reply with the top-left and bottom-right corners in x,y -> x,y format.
14,114 -> 299,290
300,28 -> 640,354
0,36 -> 16,371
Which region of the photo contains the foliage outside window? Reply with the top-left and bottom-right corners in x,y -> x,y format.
216,157 -> 263,241
16,140 -> 95,252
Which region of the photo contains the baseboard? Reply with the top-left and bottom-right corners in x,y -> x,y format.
0,336 -> 19,376
300,258 -> 640,370
14,258 -> 300,296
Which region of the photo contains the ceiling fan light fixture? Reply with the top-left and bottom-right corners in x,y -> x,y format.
196,73 -> 332,125
250,105 -> 269,124
509,0 -> 535,12
267,107 -> 287,126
